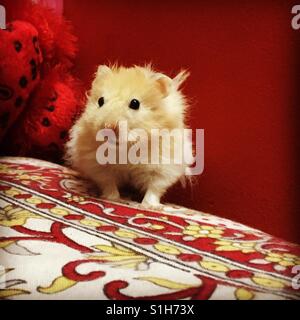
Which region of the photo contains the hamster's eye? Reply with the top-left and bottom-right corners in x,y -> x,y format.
129,99 -> 140,110
98,97 -> 105,107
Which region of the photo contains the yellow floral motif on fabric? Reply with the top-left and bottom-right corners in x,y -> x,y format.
265,252 -> 300,267
0,164 -> 28,175
49,207 -> 70,216
251,275 -> 288,289
18,174 -> 44,181
25,197 -> 44,205
235,288 -> 254,300
0,268 -> 30,298
80,218 -> 103,227
214,240 -> 256,253
0,288 -> 30,298
183,224 -> 224,239
114,230 -> 138,239
0,205 -> 38,227
154,243 -> 182,255
37,276 -> 77,294
137,277 -> 196,290
88,244 -> 148,269
199,260 -> 230,273
3,187 -> 21,197
63,193 -> 85,203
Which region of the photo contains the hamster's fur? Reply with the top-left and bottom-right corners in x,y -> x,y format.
65,65 -> 192,208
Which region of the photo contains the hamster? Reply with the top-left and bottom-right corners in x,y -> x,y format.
65,64 -> 193,208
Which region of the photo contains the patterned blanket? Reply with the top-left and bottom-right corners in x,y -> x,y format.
0,157 -> 299,300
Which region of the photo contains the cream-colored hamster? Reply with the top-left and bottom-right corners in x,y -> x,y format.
65,64 -> 192,208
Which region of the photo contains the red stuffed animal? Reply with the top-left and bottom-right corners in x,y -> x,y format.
0,0 -> 84,163
0,20 -> 42,139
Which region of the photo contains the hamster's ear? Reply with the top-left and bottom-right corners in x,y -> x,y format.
156,75 -> 172,98
89,65 -> 112,98
173,70 -> 190,89
96,65 -> 112,78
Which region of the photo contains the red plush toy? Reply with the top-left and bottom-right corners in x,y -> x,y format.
0,20 -> 42,139
0,0 -> 84,162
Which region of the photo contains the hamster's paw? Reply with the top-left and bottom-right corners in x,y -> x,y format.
100,191 -> 120,202
139,201 -> 164,211
100,195 -> 120,202
113,197 -> 133,205
139,190 -> 164,211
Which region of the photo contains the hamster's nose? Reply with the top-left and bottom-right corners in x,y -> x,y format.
104,122 -> 119,134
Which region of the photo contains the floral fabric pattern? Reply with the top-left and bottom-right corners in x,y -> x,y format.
0,157 -> 299,300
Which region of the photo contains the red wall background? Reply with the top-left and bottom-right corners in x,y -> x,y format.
3,0 -> 300,243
